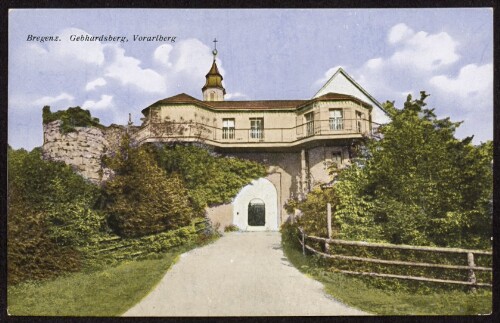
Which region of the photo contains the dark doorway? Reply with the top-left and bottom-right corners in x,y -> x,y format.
248,199 -> 265,226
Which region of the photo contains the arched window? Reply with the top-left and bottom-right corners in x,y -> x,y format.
248,199 -> 265,226
210,92 -> 215,101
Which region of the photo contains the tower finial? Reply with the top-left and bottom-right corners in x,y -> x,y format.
212,38 -> 218,59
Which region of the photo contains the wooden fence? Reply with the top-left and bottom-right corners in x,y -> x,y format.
297,203 -> 492,290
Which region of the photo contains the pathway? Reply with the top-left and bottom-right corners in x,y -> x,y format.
123,231 -> 367,316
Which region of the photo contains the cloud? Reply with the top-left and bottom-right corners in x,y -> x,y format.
28,43 -> 48,55
33,92 -> 74,106
105,46 -> 166,93
388,24 -> 459,71
48,28 -> 105,65
225,92 -> 249,100
151,38 -> 227,97
429,63 -> 493,99
85,77 -> 107,91
314,65 -> 344,87
387,23 -> 414,44
82,94 -> 114,110
153,44 -> 174,67
166,38 -> 225,76
365,58 -> 383,70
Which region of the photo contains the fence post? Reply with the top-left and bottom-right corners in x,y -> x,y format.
325,203 -> 332,251
301,228 -> 306,256
467,252 -> 477,293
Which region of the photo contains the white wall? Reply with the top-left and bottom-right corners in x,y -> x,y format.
232,178 -> 279,231
314,72 -> 390,125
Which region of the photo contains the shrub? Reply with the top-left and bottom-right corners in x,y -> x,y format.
7,146 -> 100,284
103,135 -> 196,237
152,144 -> 267,211
42,105 -> 102,133
224,224 -> 240,232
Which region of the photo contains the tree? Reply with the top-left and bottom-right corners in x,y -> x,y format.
346,92 -> 492,248
103,135 -> 195,237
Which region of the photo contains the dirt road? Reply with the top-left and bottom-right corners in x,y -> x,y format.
123,231 -> 368,316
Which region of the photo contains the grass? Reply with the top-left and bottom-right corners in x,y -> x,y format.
8,244 -> 199,316
282,230 -> 492,316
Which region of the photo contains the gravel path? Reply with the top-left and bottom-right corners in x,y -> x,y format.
123,231 -> 368,316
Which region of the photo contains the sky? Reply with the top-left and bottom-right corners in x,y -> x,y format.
8,8 -> 493,150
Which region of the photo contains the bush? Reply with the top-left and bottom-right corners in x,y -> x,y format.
7,146 -> 100,284
103,135 -> 196,237
42,105 -> 102,133
224,224 -> 240,232
152,144 -> 267,211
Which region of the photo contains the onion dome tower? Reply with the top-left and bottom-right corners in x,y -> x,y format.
202,38 -> 226,101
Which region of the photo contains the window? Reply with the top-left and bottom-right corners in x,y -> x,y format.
210,92 -> 215,101
222,118 -> 235,139
250,118 -> 264,139
329,109 -> 343,130
356,111 -> 363,133
332,151 -> 343,167
305,112 -> 314,136
248,199 -> 265,226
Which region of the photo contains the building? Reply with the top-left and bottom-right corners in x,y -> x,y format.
132,47 -> 388,232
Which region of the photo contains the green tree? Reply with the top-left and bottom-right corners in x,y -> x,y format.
7,147 -> 101,283
363,92 -> 492,247
103,136 -> 195,237
152,144 -> 267,211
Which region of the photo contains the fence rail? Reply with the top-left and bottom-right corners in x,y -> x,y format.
297,203 -> 492,290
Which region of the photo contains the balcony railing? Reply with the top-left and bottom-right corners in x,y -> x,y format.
222,128 -> 235,139
134,118 -> 374,145
305,121 -> 315,136
329,118 -> 343,131
250,128 -> 264,140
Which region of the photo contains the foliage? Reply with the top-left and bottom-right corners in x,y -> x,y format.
224,224 -> 240,232
82,218 -> 213,268
333,165 -> 383,241
363,92 -> 492,248
152,144 -> 267,210
285,187 -> 338,238
7,147 -> 101,284
103,135 -> 196,237
42,105 -> 102,133
289,92 -> 492,249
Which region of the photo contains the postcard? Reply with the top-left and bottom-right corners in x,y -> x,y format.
7,8 -> 493,317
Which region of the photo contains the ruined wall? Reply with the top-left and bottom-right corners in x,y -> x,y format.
42,120 -> 128,183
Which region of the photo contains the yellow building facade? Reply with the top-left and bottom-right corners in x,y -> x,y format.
133,51 -> 387,231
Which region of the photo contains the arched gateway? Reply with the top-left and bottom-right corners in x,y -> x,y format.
232,178 -> 278,231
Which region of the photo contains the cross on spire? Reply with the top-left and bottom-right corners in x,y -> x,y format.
211,38 -> 219,59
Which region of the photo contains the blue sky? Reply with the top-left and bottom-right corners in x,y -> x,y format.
9,9 -> 493,150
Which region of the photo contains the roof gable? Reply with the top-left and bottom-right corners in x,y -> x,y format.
313,68 -> 390,124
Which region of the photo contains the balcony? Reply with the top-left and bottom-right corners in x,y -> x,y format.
134,118 -> 372,148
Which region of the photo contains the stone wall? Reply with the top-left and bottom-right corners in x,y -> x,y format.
42,120 -> 127,183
